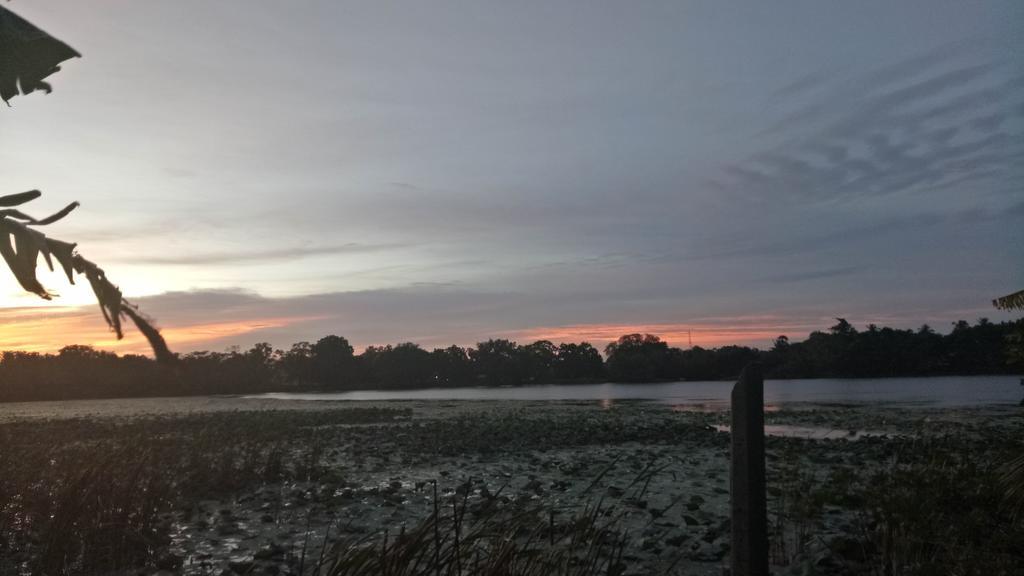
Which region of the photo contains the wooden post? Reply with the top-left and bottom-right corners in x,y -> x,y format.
730,363 -> 768,575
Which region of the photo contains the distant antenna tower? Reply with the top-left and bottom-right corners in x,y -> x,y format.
688,329 -> 693,348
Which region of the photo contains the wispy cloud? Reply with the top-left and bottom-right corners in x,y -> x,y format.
714,44 -> 1024,204
760,266 -> 861,284
678,204 -> 1021,262
117,243 -> 404,266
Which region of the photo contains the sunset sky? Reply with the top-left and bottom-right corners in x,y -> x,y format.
1,1 -> 1022,355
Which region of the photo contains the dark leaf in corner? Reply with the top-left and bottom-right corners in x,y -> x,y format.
0,5 -> 80,104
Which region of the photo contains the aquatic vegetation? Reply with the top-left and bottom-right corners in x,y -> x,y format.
2,403 -> 1022,575
850,437 -> 1024,575
0,408 -> 411,575
321,490 -> 631,576
1000,453 -> 1024,520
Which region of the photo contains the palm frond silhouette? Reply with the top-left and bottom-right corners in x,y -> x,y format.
0,190 -> 173,362
993,289 -> 1024,312
0,4 -> 80,104
2,6 -> 172,362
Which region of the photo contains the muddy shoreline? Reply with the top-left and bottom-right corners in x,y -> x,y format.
2,400 -> 1021,575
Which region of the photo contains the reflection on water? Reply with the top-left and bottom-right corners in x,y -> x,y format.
600,398 -> 614,410
250,375 -> 1023,409
669,402 -> 726,413
671,403 -> 783,413
713,424 -> 888,440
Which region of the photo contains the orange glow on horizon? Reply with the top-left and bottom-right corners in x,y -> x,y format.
1,304 -> 832,358
509,319 -> 828,349
0,305 -> 321,356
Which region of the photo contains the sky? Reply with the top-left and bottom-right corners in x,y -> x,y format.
1,1 -> 1022,355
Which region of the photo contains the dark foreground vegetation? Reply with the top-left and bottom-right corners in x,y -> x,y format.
1,404 -> 1022,575
1,318 -> 1021,402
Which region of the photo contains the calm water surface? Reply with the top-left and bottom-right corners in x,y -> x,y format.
252,375 -> 1023,408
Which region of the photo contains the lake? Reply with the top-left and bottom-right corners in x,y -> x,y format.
251,375 -> 1024,408
3,376 -> 1020,422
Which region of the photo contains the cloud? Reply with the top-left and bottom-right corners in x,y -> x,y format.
3,281 -> 1018,358
0,292 -> 817,354
0,288 -> 510,354
714,45 -> 1024,205
769,68 -> 836,101
117,243 -> 404,266
2,4 -> 1019,357
760,266 -> 861,284
0,310 -> 316,355
673,203 -> 1020,263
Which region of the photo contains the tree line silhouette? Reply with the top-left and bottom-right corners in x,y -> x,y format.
0,318 -> 1021,402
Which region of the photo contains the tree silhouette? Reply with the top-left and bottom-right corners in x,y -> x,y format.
1,6 -> 172,362
471,339 -> 525,386
554,342 -> 605,382
604,333 -> 673,382
311,335 -> 355,387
